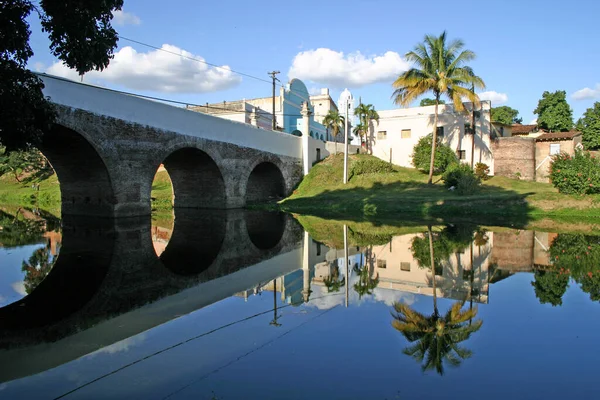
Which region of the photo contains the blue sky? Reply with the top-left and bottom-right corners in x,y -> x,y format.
28,0 -> 600,124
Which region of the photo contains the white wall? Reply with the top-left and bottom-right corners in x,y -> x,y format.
370,102 -> 495,174
39,74 -> 302,159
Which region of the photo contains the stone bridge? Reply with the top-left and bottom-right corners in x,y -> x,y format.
38,74 -> 312,218
0,209 -> 306,383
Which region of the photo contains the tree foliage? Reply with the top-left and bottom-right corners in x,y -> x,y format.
392,31 -> 485,184
491,106 -> 522,125
392,301 -> 482,375
0,0 -> 123,151
0,146 -> 51,182
411,135 -> 458,174
420,98 -> 445,107
533,90 -> 573,132
322,110 -> 345,152
549,150 -> 600,195
354,103 -> 379,153
576,102 -> 600,150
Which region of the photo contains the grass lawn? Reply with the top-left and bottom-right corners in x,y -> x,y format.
0,174 -> 61,217
279,153 -> 600,226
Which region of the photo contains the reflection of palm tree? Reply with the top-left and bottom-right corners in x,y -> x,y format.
323,262 -> 345,293
353,246 -> 379,299
21,242 -> 56,294
392,301 -> 483,375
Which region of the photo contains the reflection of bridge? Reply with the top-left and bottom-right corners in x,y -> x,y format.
38,74 -> 312,218
0,210 -> 308,383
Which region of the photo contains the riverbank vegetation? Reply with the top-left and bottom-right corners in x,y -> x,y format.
279,153 -> 600,223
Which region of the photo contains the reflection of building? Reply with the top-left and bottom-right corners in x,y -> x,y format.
491,231 -> 556,273
365,234 -> 491,304
370,101 -> 494,173
152,225 -> 172,257
188,79 -> 332,140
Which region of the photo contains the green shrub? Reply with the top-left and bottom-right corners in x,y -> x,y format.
350,157 -> 395,176
474,162 -> 490,180
550,150 -> 600,195
442,163 -> 480,195
411,135 -> 458,174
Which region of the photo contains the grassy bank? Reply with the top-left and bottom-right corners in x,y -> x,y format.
0,174 -> 61,216
279,153 -> 600,224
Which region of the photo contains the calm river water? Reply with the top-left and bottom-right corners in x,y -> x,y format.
0,208 -> 598,399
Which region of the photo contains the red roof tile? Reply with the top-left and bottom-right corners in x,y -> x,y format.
535,131 -> 582,141
511,124 -> 538,135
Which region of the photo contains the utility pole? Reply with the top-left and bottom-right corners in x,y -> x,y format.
268,71 -> 280,130
343,102 -> 350,184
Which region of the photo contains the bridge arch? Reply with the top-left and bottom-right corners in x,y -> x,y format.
160,147 -> 226,209
159,209 -> 226,276
39,124 -> 116,217
245,210 -> 286,250
244,161 -> 286,204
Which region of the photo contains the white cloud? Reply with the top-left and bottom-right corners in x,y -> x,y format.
479,91 -> 508,105
11,281 -> 26,296
88,334 -> 146,358
112,10 -> 141,26
529,118 -> 538,125
572,84 -> 600,100
46,44 -> 242,93
289,48 -> 409,88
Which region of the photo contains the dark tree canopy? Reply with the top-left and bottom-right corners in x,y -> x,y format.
420,98 -> 446,107
533,90 -> 574,132
0,0 -> 123,151
491,106 -> 522,125
576,102 -> 600,150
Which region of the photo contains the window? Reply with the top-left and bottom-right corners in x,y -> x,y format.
377,259 -> 387,269
401,129 -> 411,139
377,131 -> 387,140
550,143 -> 561,155
457,150 -> 466,160
436,126 -> 444,137
464,123 -> 474,135
463,270 -> 474,280
400,262 -> 411,271
434,266 -> 443,276
316,148 -> 321,162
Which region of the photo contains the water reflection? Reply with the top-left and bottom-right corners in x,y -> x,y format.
2,211 -> 600,397
392,300 -> 482,375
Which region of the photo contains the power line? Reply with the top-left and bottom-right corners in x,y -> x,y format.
118,35 -> 273,85
116,35 -> 336,103
51,290 -> 347,400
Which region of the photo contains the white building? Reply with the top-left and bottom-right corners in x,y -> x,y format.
369,101 -> 495,174
338,88 -> 358,145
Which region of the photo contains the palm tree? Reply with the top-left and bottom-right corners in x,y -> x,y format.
392,31 -> 485,184
353,123 -> 366,148
354,103 -> 379,154
322,110 -> 345,154
391,300 -> 482,375
354,246 -> 379,299
323,262 -> 346,293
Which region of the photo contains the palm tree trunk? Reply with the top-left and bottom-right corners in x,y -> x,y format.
428,98 -> 439,185
335,134 -> 337,154
428,225 -> 437,313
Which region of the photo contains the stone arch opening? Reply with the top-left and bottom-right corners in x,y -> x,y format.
159,209 -> 226,275
245,210 -> 286,250
0,220 -> 114,331
245,162 -> 285,204
38,124 -> 115,217
162,148 -> 225,209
